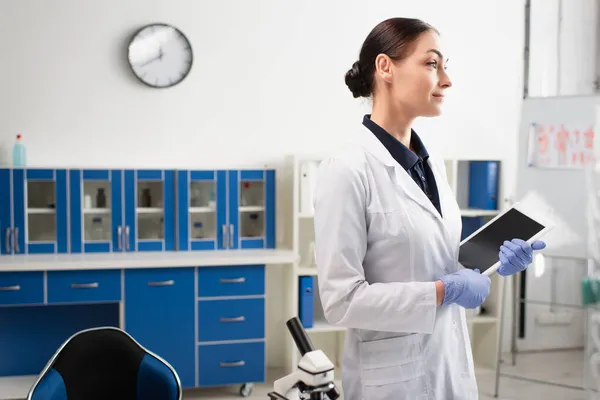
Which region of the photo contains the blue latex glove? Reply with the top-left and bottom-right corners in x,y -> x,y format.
439,268 -> 491,309
497,239 -> 546,276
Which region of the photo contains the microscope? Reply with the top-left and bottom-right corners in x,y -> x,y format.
268,317 -> 341,400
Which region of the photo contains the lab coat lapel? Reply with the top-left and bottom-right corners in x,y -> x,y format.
357,126 -> 442,221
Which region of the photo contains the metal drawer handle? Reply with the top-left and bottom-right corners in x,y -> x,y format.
71,282 -> 99,289
220,361 -> 245,368
117,226 -> 123,250
125,225 -> 130,251
5,228 -> 11,253
13,227 -> 19,253
220,316 -> 246,323
219,277 -> 246,284
0,285 -> 20,292
148,280 -> 175,287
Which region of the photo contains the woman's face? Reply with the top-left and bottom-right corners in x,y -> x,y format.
375,30 -> 452,118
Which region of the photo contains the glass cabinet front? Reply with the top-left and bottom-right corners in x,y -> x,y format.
137,180 -> 164,241
26,180 -> 56,243
239,179 -> 265,240
82,180 -> 112,242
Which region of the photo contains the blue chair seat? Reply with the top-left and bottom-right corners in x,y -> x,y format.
27,327 -> 182,400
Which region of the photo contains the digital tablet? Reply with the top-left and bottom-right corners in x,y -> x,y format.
458,202 -> 554,276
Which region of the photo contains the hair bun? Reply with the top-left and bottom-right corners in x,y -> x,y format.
345,61 -> 370,98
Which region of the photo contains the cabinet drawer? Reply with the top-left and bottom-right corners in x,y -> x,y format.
0,272 -> 44,305
198,341 -> 265,387
47,270 -> 121,303
197,265 -> 264,297
198,298 -> 264,342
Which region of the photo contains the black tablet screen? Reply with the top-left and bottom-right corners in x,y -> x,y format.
458,208 -> 546,273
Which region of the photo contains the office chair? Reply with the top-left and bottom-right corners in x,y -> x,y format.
27,326 -> 182,400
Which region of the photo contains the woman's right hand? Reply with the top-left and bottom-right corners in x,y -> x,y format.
437,269 -> 491,309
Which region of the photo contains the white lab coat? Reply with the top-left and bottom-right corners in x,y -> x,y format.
313,125 -> 478,400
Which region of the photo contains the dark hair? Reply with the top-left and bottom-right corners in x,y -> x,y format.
345,18 -> 438,98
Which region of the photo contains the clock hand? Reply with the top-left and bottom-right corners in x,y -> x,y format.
138,54 -> 161,67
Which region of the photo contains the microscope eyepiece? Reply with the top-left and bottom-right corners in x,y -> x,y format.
286,317 -> 315,356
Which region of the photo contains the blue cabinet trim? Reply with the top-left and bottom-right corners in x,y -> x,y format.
13,169 -> 25,254
56,170 -> 68,254
0,169 -> 12,255
137,170 -> 162,181
83,170 -> 109,180
26,169 -> 53,180
216,171 -> 228,250
164,170 -> 176,251
240,170 -> 264,181
110,170 -> 123,252
69,170 -> 82,254
191,171 -> 215,181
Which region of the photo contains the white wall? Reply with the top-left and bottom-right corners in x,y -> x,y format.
528,0 -> 598,97
0,0 -> 532,368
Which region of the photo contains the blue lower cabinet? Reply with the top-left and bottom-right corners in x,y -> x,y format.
124,268 -> 195,388
0,272 -> 44,306
198,298 -> 265,342
47,270 -> 121,304
198,341 -> 265,387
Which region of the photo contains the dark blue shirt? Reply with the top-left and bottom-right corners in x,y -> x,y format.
363,114 -> 442,217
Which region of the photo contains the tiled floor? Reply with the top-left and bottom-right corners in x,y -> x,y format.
181,350 -> 594,400
2,350 -> 593,399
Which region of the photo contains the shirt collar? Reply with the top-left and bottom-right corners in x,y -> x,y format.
362,114 -> 429,171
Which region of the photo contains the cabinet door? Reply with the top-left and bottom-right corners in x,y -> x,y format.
13,169 -> 68,254
177,170 -> 227,251
69,169 -> 123,253
124,268 -> 195,388
233,170 -> 276,249
124,170 -> 176,252
0,169 -> 12,255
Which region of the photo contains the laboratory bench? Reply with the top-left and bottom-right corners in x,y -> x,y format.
0,251 -> 296,399
0,166 -> 294,399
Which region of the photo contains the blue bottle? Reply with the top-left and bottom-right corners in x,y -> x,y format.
12,134 -> 26,167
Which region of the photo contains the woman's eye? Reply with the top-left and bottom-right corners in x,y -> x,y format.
427,61 -> 438,68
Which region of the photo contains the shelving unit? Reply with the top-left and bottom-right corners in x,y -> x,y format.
284,154 -> 505,376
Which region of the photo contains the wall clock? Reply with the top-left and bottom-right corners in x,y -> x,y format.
127,23 -> 193,88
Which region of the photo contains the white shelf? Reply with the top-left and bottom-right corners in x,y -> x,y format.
467,315 -> 497,325
189,207 -> 216,213
27,208 -> 55,215
83,208 -> 110,215
460,208 -> 499,217
296,266 -> 318,276
298,213 -> 314,219
0,249 -> 297,272
306,320 -> 346,333
239,205 -> 265,212
136,207 -> 163,214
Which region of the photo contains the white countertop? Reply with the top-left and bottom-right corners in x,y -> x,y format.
0,375 -> 36,400
0,249 -> 297,272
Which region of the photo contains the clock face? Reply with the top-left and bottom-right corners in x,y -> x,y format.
128,23 -> 193,88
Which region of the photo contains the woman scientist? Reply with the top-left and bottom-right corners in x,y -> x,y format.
313,17 -> 545,400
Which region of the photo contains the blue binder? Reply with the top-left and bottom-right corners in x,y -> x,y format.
298,276 -> 314,328
468,161 -> 499,210
461,217 -> 483,241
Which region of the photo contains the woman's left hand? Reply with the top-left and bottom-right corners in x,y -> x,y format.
497,238 -> 546,276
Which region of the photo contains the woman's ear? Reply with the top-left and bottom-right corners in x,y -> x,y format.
374,54 -> 394,84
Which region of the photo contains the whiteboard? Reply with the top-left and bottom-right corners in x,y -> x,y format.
516,95 -> 600,259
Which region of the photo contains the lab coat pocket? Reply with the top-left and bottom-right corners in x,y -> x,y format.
368,209 -> 409,243
360,334 -> 429,400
